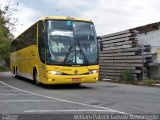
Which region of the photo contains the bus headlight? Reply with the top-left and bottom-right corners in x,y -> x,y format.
89,70 -> 98,74
47,71 -> 62,75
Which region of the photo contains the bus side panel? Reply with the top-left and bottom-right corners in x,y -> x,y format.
29,45 -> 39,80
10,44 -> 45,81
14,48 -> 31,79
28,45 -> 47,83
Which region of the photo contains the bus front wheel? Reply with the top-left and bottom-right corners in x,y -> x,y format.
33,69 -> 41,86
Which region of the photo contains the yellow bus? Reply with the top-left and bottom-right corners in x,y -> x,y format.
10,16 -> 99,85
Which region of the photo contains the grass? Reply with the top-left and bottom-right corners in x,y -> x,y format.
142,79 -> 159,86
105,78 -> 160,88
120,69 -> 134,83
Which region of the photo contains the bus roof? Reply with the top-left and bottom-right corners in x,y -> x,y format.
41,16 -> 92,22
14,16 -> 93,39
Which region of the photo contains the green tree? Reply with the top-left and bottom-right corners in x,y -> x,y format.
0,1 -> 20,69
0,8 -> 11,68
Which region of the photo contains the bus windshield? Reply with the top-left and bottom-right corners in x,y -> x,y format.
46,20 -> 98,66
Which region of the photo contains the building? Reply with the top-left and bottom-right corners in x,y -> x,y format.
133,22 -> 160,79
99,21 -> 160,80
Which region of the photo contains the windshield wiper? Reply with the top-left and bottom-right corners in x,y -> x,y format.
63,41 -> 73,64
77,39 -> 89,64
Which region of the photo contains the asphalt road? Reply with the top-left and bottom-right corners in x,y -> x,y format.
0,72 -> 160,120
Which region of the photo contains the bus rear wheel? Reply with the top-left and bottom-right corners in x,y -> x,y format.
73,83 -> 81,87
14,67 -> 19,79
33,69 -> 41,86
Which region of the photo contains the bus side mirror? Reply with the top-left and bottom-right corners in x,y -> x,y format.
97,36 -> 103,51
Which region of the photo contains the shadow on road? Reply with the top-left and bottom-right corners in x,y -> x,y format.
13,76 -> 94,90
43,84 -> 92,90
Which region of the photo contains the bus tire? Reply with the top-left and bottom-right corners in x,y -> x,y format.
73,83 -> 81,87
33,68 -> 41,86
14,67 -> 19,79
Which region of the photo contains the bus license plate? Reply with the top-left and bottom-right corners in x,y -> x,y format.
72,78 -> 81,82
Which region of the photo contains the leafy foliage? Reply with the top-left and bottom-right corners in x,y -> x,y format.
0,0 -> 20,69
120,69 -> 134,83
143,79 -> 158,86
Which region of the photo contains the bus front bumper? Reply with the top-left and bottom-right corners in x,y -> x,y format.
43,74 -> 98,85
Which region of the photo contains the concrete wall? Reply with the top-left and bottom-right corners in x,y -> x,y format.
137,28 -> 160,47
149,66 -> 160,79
137,26 -> 160,79
151,48 -> 160,63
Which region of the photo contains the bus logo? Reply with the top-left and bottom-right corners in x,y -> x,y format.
74,70 -> 78,75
